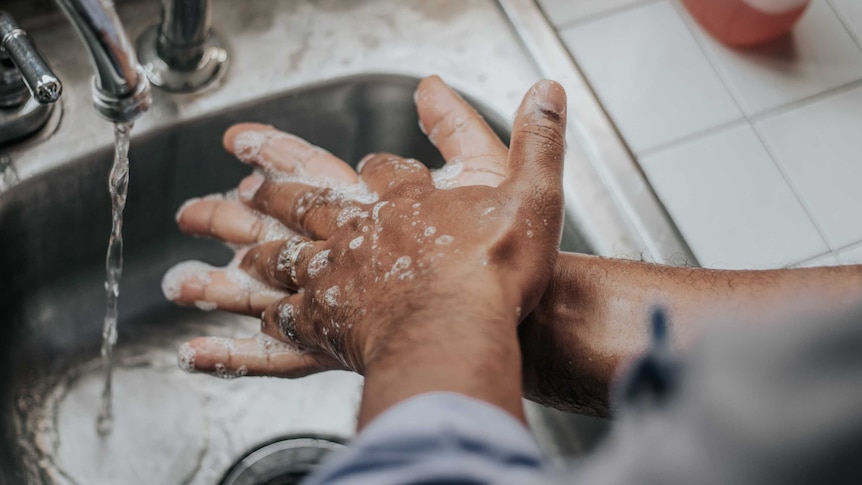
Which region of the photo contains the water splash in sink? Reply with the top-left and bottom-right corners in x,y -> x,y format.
96,122 -> 133,436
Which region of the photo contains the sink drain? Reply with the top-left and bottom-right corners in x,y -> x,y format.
221,435 -> 346,485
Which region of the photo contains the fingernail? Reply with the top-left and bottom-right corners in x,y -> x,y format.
175,197 -> 201,223
233,130 -> 269,164
161,261 -> 213,301
357,153 -> 377,173
177,342 -> 198,373
529,80 -> 566,116
238,172 -> 265,201
194,300 -> 217,311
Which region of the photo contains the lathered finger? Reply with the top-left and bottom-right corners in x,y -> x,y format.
415,75 -> 508,187
239,172 -> 375,239
260,293 -> 353,369
223,123 -> 358,184
260,294 -> 307,346
240,237 -> 328,290
358,153 -> 434,197
162,260 -> 287,316
176,194 -> 296,245
178,334 -> 342,378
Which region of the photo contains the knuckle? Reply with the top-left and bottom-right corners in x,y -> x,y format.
436,107 -> 471,140
273,299 -> 301,343
522,122 -> 564,152
239,247 -> 258,269
250,181 -> 273,206
358,153 -> 391,175
389,181 -> 428,199
294,187 -> 333,229
249,217 -> 265,242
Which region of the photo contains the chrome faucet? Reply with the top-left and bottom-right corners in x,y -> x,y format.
137,0 -> 228,92
2,0 -> 224,144
0,11 -> 62,145
54,0 -> 151,123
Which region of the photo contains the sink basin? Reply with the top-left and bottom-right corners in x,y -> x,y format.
1,74 -> 599,484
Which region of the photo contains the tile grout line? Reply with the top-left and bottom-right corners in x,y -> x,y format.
637,0 -> 753,159
787,249 -> 836,268
748,121 -> 835,252
553,0 -> 665,32
637,72 -> 862,160
637,118 -> 748,159
792,238 -> 862,267
750,78 -> 862,122
833,239 -> 862,255
624,0 -> 751,159
638,77 -> 862,157
826,0 -> 862,55
667,0 -> 752,115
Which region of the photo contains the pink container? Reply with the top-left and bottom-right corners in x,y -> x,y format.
682,0 -> 811,47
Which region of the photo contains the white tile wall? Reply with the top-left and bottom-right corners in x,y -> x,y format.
641,125 -> 827,269
537,0 -> 654,26
679,0 -> 862,116
548,0 -> 862,269
757,86 -> 862,250
560,2 -> 742,154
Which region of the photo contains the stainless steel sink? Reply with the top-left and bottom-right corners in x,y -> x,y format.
0,0 -> 695,482
0,73 -> 550,484
0,71 -> 594,484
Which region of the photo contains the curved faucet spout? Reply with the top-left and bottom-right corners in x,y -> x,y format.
54,0 -> 150,123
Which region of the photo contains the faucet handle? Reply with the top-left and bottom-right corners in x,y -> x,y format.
0,11 -> 62,105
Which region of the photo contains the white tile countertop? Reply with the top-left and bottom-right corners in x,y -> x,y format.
539,0 -> 862,268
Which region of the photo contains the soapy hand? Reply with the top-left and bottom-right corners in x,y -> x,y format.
166,76 -> 566,378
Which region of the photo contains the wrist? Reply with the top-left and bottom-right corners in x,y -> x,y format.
362,300 -> 516,370
357,306 -> 524,429
356,276 -> 517,369
519,252 -> 616,416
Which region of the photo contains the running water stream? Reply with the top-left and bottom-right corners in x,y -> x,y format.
96,122 -> 133,436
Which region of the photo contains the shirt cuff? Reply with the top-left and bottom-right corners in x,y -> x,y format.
304,392 -> 551,485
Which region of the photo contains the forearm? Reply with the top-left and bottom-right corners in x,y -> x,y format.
521,253 -> 862,416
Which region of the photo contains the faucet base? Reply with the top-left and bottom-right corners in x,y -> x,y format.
0,97 -> 58,146
136,25 -> 229,93
92,67 -> 151,124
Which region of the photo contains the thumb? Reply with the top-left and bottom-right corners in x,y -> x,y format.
500,80 -> 567,205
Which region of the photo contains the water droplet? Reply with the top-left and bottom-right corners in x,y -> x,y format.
435,235 -> 454,245
324,286 -> 340,307
307,249 -> 332,278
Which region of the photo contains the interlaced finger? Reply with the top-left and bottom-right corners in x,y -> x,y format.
223,123 -> 358,184
358,153 -> 433,198
239,172 -> 369,239
175,195 -> 296,245
162,259 -> 288,316
240,236 -> 329,290
179,335 -> 345,378
260,293 -> 354,370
